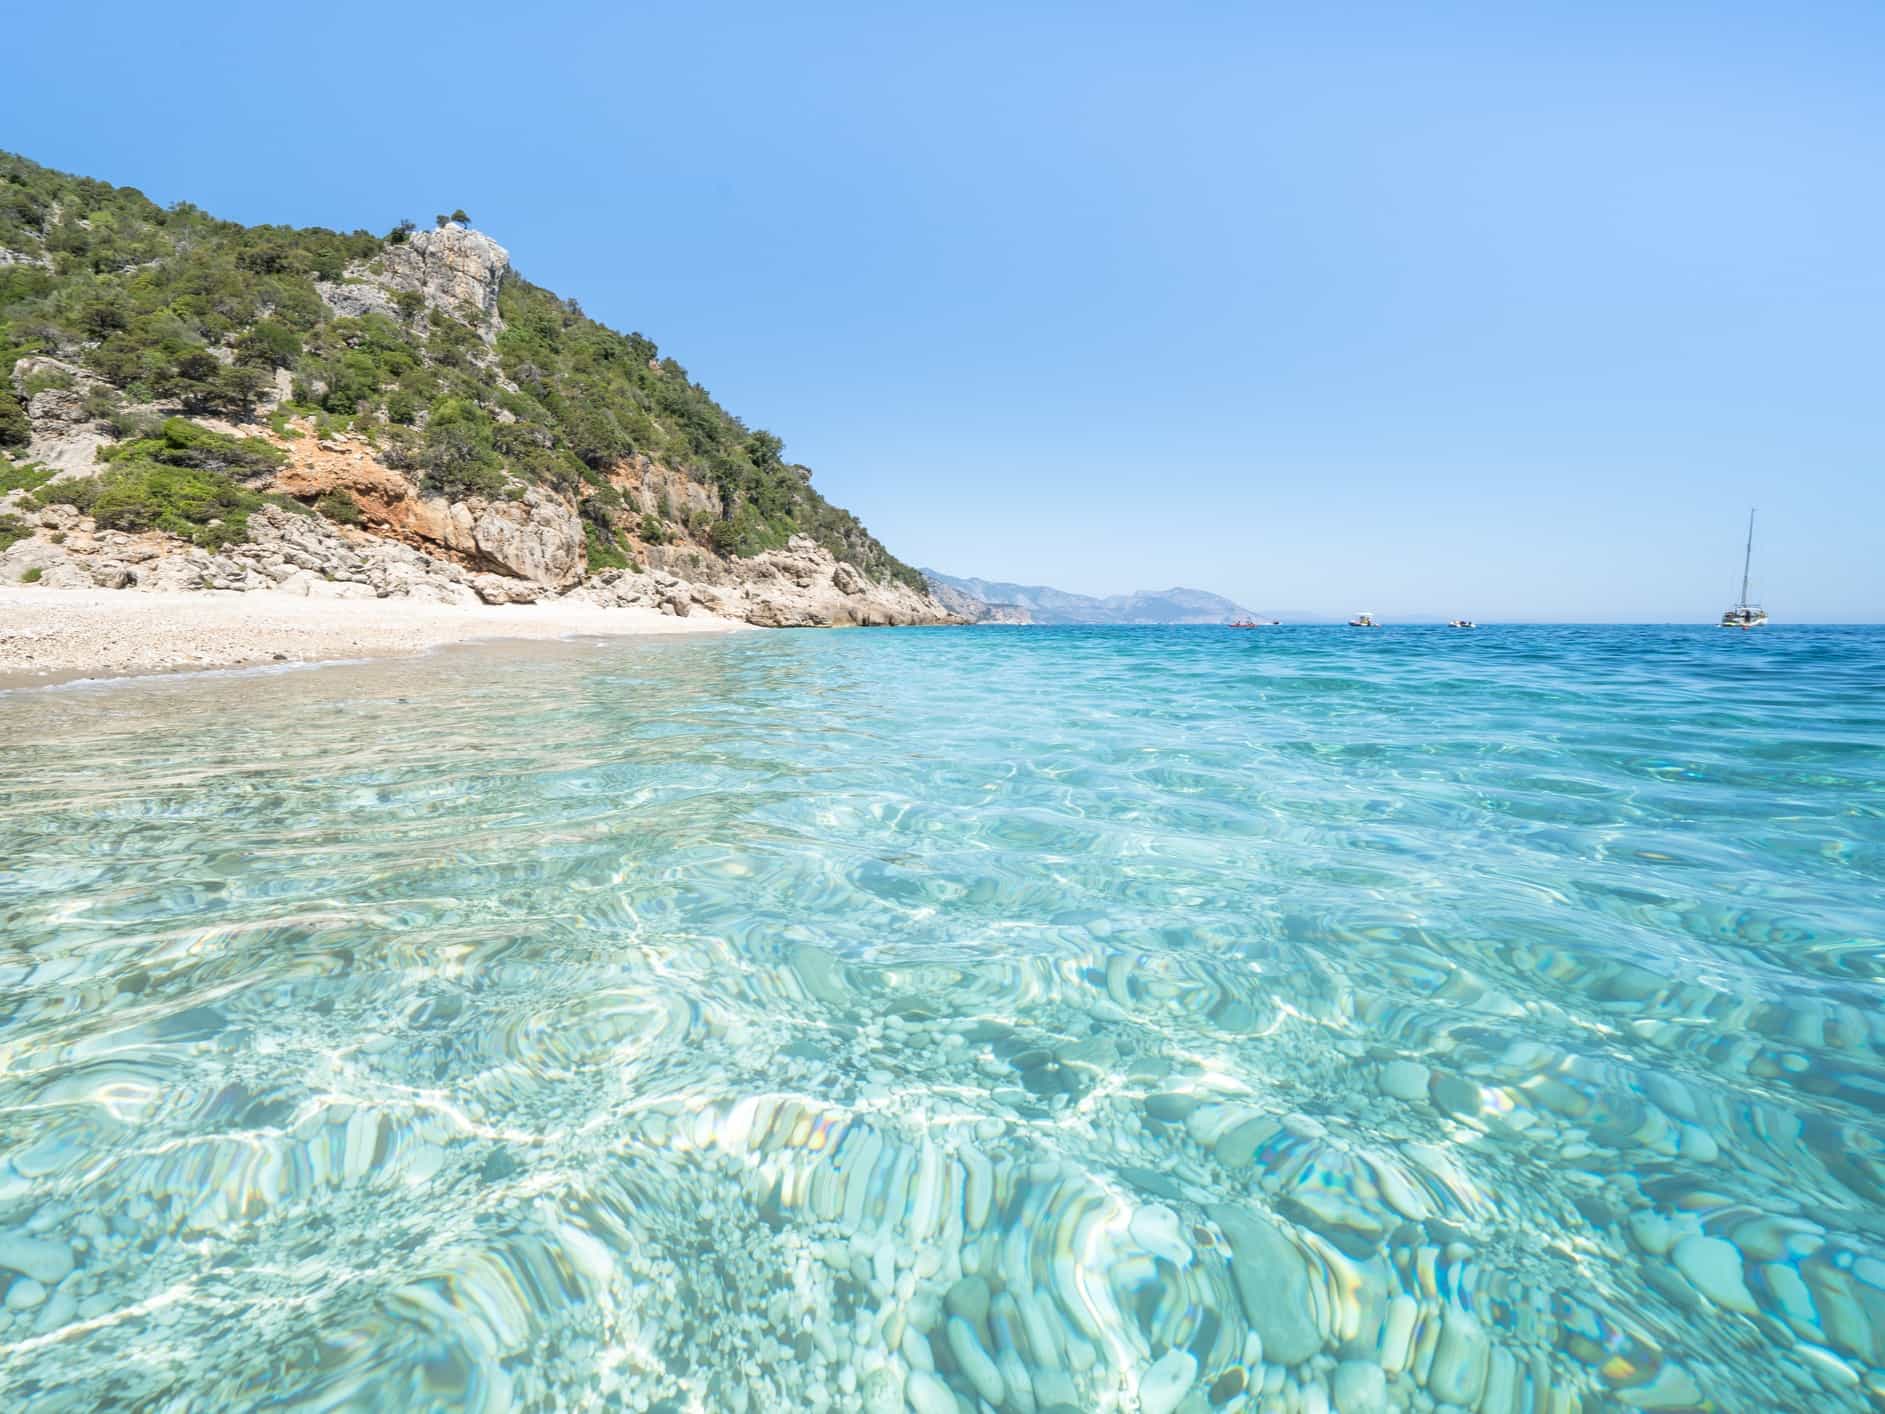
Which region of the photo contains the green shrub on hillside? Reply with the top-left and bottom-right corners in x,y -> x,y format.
0,390 -> 30,444
157,350 -> 268,416
1,459 -> 53,495
101,417 -> 286,478
0,513 -> 28,552
584,521 -> 631,571
315,490 -> 363,525
235,318 -> 301,369
57,460 -> 264,550
0,148 -> 928,591
19,365 -> 71,398
419,397 -> 505,499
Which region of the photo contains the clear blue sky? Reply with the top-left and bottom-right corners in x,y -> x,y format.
8,1 -> 1883,620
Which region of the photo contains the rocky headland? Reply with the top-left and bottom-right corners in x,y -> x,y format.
923,570 -> 1259,625
0,151 -> 958,679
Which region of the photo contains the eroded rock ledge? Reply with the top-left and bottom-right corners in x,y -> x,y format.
4,356 -> 958,626
3,491 -> 956,632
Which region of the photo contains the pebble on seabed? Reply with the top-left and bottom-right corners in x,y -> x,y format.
1138,1348 -> 1197,1414
1672,1235 -> 1758,1315
903,1369 -> 956,1414
1332,1359 -> 1387,1414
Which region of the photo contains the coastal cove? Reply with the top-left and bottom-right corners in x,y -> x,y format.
2,624 -> 1881,1409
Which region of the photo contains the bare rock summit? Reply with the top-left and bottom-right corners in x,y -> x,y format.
381,223 -> 510,323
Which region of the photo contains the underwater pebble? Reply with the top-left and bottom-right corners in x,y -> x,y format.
1792,1342 -> 1858,1388
1379,1063 -> 1430,1103
1208,1367 -> 1247,1404
1426,1311 -> 1489,1406
1147,1092 -> 1200,1124
1371,1159 -> 1429,1222
945,1275 -> 990,1326
1480,1349 -> 1517,1414
1612,1360 -> 1704,1409
5,1278 -> 46,1310
1131,1204 -> 1192,1266
996,1349 -> 1033,1412
0,1235 -> 74,1286
1139,1348 -> 1197,1414
1428,1075 -> 1480,1118
1036,1369 -> 1080,1406
1377,1296 -> 1417,1373
1672,1235 -> 1757,1315
1627,1213 -> 1673,1257
1331,1360 -> 1386,1414
1209,1205 -> 1325,1364
1760,1261 -> 1816,1330
1215,1115 -> 1279,1169
946,1314 -> 1005,1405
1679,1125 -> 1720,1163
904,1370 -> 956,1414
901,1323 -> 934,1372
31,1279 -> 75,1335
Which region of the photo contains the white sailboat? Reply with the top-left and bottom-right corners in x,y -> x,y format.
1720,509 -> 1769,629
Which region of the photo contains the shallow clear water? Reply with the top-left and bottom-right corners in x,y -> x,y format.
2,624 -> 1883,1412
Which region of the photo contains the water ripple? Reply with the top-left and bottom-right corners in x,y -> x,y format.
1,625 -> 1882,1410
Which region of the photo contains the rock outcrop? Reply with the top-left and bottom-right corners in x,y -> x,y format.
312,279 -> 400,324
269,434 -> 584,586
4,386 -> 955,627
0,500 -> 485,603
568,536 -> 952,627
3,501 -> 954,626
315,224 -> 509,332
252,429 -> 953,624
393,488 -> 587,586
924,574 -> 1033,624
379,223 -> 509,324
9,356 -> 111,475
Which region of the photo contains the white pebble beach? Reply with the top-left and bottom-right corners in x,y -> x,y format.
0,586 -> 746,689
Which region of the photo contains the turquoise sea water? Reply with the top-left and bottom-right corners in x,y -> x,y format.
2,624 -> 1883,1412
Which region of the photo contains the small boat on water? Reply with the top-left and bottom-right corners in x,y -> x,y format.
1229,616 -> 1280,628
1448,619 -> 1476,629
1720,508 -> 1769,628
1348,612 -> 1378,628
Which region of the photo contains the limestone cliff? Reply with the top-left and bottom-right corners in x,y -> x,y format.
2,407 -> 957,627
378,224 -> 509,325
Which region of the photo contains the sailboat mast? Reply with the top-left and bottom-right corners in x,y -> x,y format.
1740,508 -> 1755,607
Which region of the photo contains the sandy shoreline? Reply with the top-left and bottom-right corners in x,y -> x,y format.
0,587 -> 747,689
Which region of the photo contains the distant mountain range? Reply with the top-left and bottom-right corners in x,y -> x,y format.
924,571 -> 1263,625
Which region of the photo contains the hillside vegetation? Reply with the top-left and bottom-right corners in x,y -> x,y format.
0,151 -> 922,588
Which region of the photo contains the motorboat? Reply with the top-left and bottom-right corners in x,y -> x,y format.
1448,619 -> 1476,629
1229,616 -> 1280,628
1348,612 -> 1378,628
1720,508 -> 1769,628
